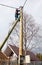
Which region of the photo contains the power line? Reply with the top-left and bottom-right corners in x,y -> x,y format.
0,4 -> 18,9
0,0 -> 28,9
23,0 -> 28,8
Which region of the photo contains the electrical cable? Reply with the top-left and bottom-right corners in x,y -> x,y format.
23,0 -> 28,8
0,0 -> 28,9
0,4 -> 18,9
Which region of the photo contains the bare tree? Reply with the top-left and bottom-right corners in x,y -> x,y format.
8,12 -> 42,54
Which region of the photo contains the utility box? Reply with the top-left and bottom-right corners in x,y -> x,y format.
25,55 -> 30,63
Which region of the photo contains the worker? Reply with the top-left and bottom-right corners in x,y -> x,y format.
15,8 -> 20,20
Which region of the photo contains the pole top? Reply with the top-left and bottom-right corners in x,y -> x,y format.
19,6 -> 23,9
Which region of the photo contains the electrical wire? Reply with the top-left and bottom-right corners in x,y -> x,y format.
23,0 -> 28,8
0,4 -> 18,9
0,0 -> 28,9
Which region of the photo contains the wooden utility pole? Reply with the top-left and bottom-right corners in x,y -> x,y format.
19,6 -> 23,56
19,6 -> 24,65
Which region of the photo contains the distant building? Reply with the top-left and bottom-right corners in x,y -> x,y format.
0,51 -> 9,60
3,44 -> 39,61
0,51 -> 9,65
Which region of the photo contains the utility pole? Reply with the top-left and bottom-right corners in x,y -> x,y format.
24,20 -> 27,57
19,6 -> 24,65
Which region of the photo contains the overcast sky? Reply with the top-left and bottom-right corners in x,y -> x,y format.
0,0 -> 42,50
